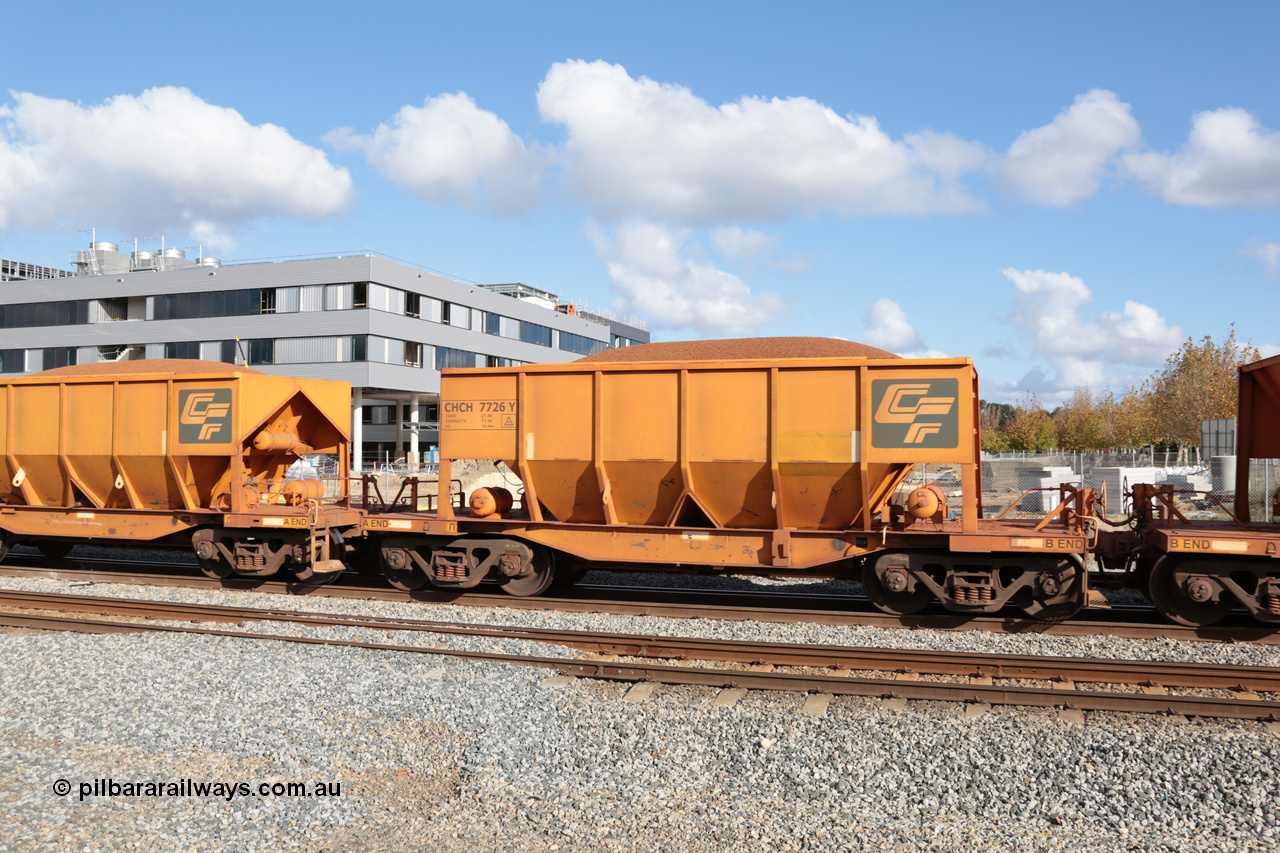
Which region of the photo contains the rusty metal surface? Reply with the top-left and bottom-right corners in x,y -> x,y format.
1237,354 -> 1280,521
440,358 -> 983,551
1152,524 -> 1280,558
1,559 -> 1278,645
4,588 -> 1280,692
1,594 -> 1276,721
0,359 -> 351,529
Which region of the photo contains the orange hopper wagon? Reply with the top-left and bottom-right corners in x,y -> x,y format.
0,359 -> 361,581
386,338 -> 1094,618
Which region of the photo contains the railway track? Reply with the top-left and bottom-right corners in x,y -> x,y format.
2,588 -> 1279,722
2,555 -> 1278,645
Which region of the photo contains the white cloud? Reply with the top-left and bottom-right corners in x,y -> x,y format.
999,89 -> 1141,206
587,219 -> 787,336
537,60 -> 987,222
1247,239 -> 1280,276
326,92 -> 543,216
1125,107 -> 1280,208
861,299 -> 946,358
772,254 -> 814,275
710,226 -> 813,274
710,226 -> 777,260
1001,267 -> 1182,396
0,87 -> 352,246
1258,343 -> 1280,360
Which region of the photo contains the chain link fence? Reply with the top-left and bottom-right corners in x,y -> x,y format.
917,453 -> 1279,523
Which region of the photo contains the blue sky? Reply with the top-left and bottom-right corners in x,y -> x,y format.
3,1 -> 1278,401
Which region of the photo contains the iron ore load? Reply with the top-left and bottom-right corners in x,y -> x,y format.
4,339 -> 1280,628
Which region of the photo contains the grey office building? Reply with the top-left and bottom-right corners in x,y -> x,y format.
0,242 -> 648,470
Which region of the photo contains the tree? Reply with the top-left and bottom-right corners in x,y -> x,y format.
1002,393 -> 1056,451
978,400 -> 1014,452
1054,387 -> 1113,451
1149,327 -> 1259,460
1107,380 -> 1158,451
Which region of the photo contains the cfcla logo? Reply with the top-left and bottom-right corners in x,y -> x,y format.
874,384 -> 954,423
179,389 -> 232,443
870,378 -> 960,449
874,384 -> 955,443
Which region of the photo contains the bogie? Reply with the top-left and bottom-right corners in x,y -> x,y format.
191,527 -> 347,583
863,551 -> 1085,622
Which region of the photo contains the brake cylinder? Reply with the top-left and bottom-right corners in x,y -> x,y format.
469,487 -> 514,518
252,429 -> 314,455
906,484 -> 947,520
282,479 -> 325,506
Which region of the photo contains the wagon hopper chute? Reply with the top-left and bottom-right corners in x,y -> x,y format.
399,338 -> 1093,618
0,359 -> 360,582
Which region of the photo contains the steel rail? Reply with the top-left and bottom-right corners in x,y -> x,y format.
4,588 -> 1280,694
0,606 -> 1276,721
2,560 -> 1278,645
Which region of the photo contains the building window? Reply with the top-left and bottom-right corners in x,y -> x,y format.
247,338 -> 274,365
485,355 -> 522,367
521,322 -> 552,347
0,299 -> 91,329
97,297 -> 128,322
324,283 -> 354,311
362,405 -> 391,425
485,311 -> 501,335
406,342 -> 423,367
164,341 -> 201,359
440,302 -> 451,325
405,292 -> 420,318
260,289 -> 277,314
157,289 -> 260,320
43,347 -> 76,369
362,406 -> 386,425
559,332 -> 606,356
435,347 -> 477,369
0,349 -> 23,373
352,334 -> 367,362
354,281 -> 368,309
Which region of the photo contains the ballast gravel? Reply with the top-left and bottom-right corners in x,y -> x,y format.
1,559 -> 1279,851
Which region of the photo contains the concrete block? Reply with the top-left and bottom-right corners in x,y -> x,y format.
712,687 -> 748,707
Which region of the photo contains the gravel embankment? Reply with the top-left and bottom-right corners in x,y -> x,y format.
2,554 -> 1279,852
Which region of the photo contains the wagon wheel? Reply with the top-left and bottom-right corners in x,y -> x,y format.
1148,557 -> 1234,627
193,536 -> 235,580
36,541 -> 74,560
1018,558 -> 1084,622
861,562 -> 932,615
382,546 -> 430,591
549,552 -> 589,589
198,556 -> 236,580
498,545 -> 555,597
